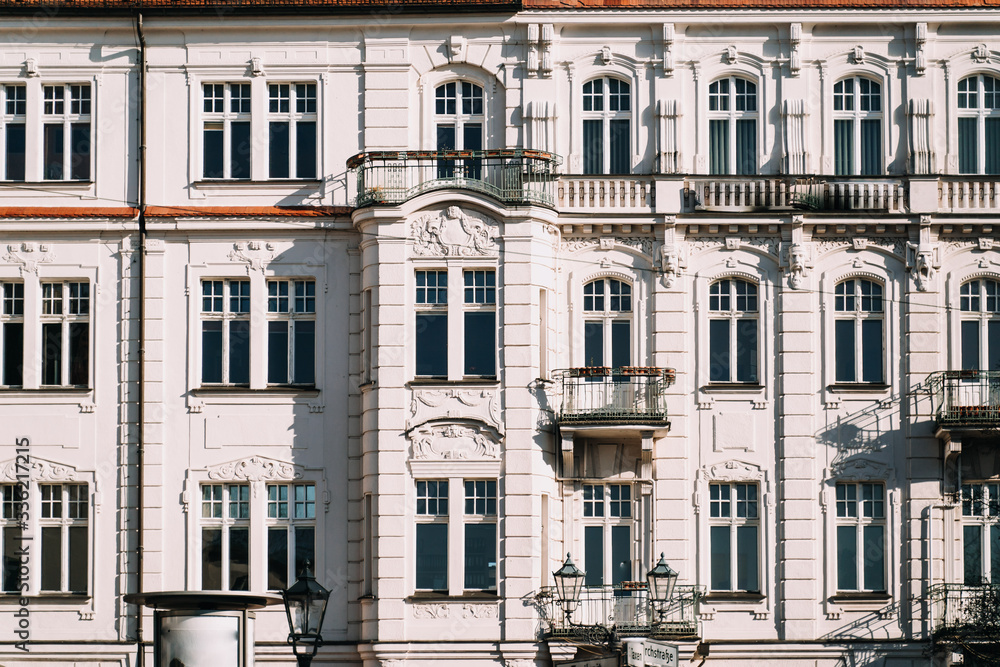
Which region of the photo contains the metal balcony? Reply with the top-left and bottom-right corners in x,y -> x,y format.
930,583 -> 1000,644
928,370 -> 1000,431
536,583 -> 703,642
347,149 -> 560,207
557,367 -> 674,427
684,176 -> 906,213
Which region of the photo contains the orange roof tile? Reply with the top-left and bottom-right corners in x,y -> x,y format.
0,207 -> 138,218
144,205 -> 351,217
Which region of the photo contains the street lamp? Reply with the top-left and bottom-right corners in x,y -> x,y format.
282,563 -> 331,667
553,553 -> 586,624
646,552 -> 678,624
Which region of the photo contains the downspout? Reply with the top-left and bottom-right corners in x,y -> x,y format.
135,13 -> 147,667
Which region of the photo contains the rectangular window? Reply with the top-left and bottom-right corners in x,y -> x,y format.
1,282 -> 23,386
42,84 -> 91,181
37,483 -> 88,594
834,119 -> 854,176
415,480 -> 448,590
464,480 -> 497,590
609,118 -> 630,174
583,119 -> 603,175
709,482 -> 760,592
962,483 -> 1000,585
860,119 -> 882,175
709,119 -> 729,175
1,484 -> 24,593
835,482 -> 886,592
415,270 -> 448,377
266,483 -> 316,590
436,124 -> 456,178
582,483 -> 632,586
268,83 -> 317,179
463,270 -> 496,377
40,281 -> 89,387
201,280 -> 250,385
735,118 -> 757,175
2,85 -> 26,181
959,117 -> 979,175
203,83 -> 251,179
201,483 -> 250,591
267,279 -> 316,385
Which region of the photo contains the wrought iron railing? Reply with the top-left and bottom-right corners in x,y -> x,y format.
684,176 -> 906,213
557,367 -> 675,425
347,149 -> 561,207
930,583 -> 1000,641
927,370 -> 1000,427
536,583 -> 703,641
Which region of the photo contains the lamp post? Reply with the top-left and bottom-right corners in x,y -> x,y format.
552,553 -> 586,625
282,563 -> 331,667
646,552 -> 678,625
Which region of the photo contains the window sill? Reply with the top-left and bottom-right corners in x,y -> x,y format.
407,591 -> 500,601
409,378 -> 499,387
193,179 -> 322,189
703,592 -> 765,602
193,386 -> 320,397
0,594 -> 90,602
827,384 -> 891,394
0,386 -> 91,394
829,592 -> 891,603
0,180 -> 93,188
701,383 -> 764,393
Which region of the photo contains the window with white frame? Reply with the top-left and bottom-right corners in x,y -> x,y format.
268,83 -> 317,179
582,483 -> 633,586
958,74 -> 1000,175
463,480 -> 497,591
414,269 -> 497,379
708,278 -> 759,383
834,278 -> 884,384
960,278 -> 1000,371
0,483 -> 23,593
40,281 -> 89,387
582,278 -> 632,369
203,83 -> 251,179
708,76 -> 757,175
463,270 -> 496,376
835,482 -> 886,592
266,483 -> 316,590
582,77 -> 631,175
201,483 -> 250,591
2,84 -> 25,181
42,84 -> 91,181
415,479 -> 449,590
435,82 -> 484,179
267,279 -> 316,385
962,482 -> 1000,585
1,282 -> 23,386
833,77 -> 882,176
709,482 -> 760,593
201,279 -> 251,385
415,270 -> 449,378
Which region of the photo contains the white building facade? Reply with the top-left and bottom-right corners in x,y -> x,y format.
0,0 -> 999,664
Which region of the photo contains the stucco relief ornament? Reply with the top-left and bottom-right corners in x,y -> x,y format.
907,242 -> 941,292
973,43 -> 992,64
408,388 -> 502,433
410,424 -> 500,460
411,206 -> 499,257
3,242 -> 54,275
229,241 -> 276,273
659,244 -> 685,288
0,458 -> 77,483
462,603 -> 498,619
788,244 -> 807,289
207,456 -> 300,482
412,603 -> 450,619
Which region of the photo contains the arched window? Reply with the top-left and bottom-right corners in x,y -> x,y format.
958,74 -> 1000,175
959,278 -> 1000,370
708,278 -> 758,383
582,77 -> 631,175
582,277 -> 632,368
834,278 -> 884,383
708,77 -> 757,175
435,82 -> 484,178
833,77 -> 882,175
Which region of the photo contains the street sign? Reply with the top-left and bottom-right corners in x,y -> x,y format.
555,656 -> 619,667
642,639 -> 679,667
623,639 -> 646,666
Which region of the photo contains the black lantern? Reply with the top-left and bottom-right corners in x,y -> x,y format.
646,553 -> 678,623
282,563 -> 331,667
552,553 -> 586,623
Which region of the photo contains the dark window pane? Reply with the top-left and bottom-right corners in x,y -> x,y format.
583,119 -> 603,175
42,322 -> 61,385
463,123 -> 482,180
609,118 -> 630,174
991,525 -> 1000,584
709,319 -> 730,381
860,119 -> 882,175
710,525 -> 731,590
736,525 -> 759,592
41,526 -> 61,591
709,119 -> 729,175
68,525 -> 87,593
837,525 -> 858,590
611,524 -> 630,586
735,319 -> 758,383
3,322 -> 23,386
584,321 -> 604,367
229,320 -> 250,385
202,527 -> 222,590
584,525 -> 603,586
5,124 -> 25,181
989,321 -> 1000,371
437,125 -> 456,178
293,320 -> 315,384
862,524 -> 885,591
296,121 -> 317,179
861,319 -> 883,383
269,122 -> 290,179
2,526 -> 21,592
464,523 -> 496,590
70,123 -> 90,180
229,527 -> 249,591
69,322 -> 88,386
416,523 -> 448,590
959,117 -> 979,175
966,524 -> 984,585
464,311 -> 495,376
964,320 -> 982,371
735,118 -> 757,175
834,119 -> 854,176
43,124 -> 64,180
611,320 -> 630,369
202,321 -> 223,384
987,117 -> 1000,175
204,126 -> 224,178
835,320 -> 855,382
294,526 -> 315,583
268,527 -> 288,590
268,321 -> 288,384
416,313 -> 447,376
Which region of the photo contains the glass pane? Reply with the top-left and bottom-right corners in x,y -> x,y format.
584,321 -> 604,367
269,121 -> 290,179
861,319 -> 883,383
436,125 -> 456,178
43,123 -> 64,179
835,320 -> 855,382
464,523 -> 497,590
862,525 -> 885,591
204,126 -> 224,178
202,321 -> 223,383
959,117 -> 979,175
963,320 -> 982,371
986,118 -> 1000,175
709,319 -> 730,381
991,525 -> 1000,584
268,321 -> 289,384
611,524 -> 631,586
837,525 -> 858,590
293,320 -> 315,384
2,526 -> 21,592
70,123 -> 90,180
69,322 -> 88,386
834,119 -> 854,176
229,527 -> 249,591
584,525 -> 604,586
966,524 -> 984,585
3,322 -> 23,386
68,525 -> 87,593
230,122 -> 251,179
710,525 -> 731,590
709,119 -> 729,175
736,525 -> 759,592
860,119 -> 882,175
416,523 -> 448,590
609,119 -> 630,174
5,124 -> 25,181
735,119 -> 757,175
202,528 -> 222,590
268,527 -> 288,590
463,124 -> 482,180
611,320 -> 630,369
735,319 -> 758,383
42,322 -> 62,385
41,526 -> 61,590
294,526 -> 315,583
229,320 -> 250,384
416,313 -> 448,376
464,311 -> 496,376
296,121 -> 317,179
583,119 -> 603,175
990,321 -> 1000,371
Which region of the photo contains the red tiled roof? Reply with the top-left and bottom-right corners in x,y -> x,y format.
0,207 -> 138,218
144,205 -> 351,217
524,0 -> 1000,7
0,0 -> 519,12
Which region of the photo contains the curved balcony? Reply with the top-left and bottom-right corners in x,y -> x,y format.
347,149 -> 561,208
557,367 -> 674,428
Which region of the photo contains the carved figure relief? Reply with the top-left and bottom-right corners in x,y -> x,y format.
411,207 -> 499,257
229,241 -> 275,273
783,242 -> 814,290
659,244 -> 682,288
409,423 -> 500,460
701,459 -> 764,482
3,243 -> 54,275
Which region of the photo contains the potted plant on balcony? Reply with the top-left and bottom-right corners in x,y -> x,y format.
619,366 -> 661,376
573,366 -> 610,378
364,186 -> 387,204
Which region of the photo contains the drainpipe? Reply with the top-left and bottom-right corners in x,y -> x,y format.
134,13 -> 147,667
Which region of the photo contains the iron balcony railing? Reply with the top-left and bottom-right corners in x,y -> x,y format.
684,176 -> 906,213
930,583 -> 1000,641
536,583 -> 703,641
928,370 -> 1000,428
347,149 -> 561,207
558,367 -> 675,426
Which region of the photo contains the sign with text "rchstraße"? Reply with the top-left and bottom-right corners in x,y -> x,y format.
623,639 -> 680,667
555,656 -> 619,667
